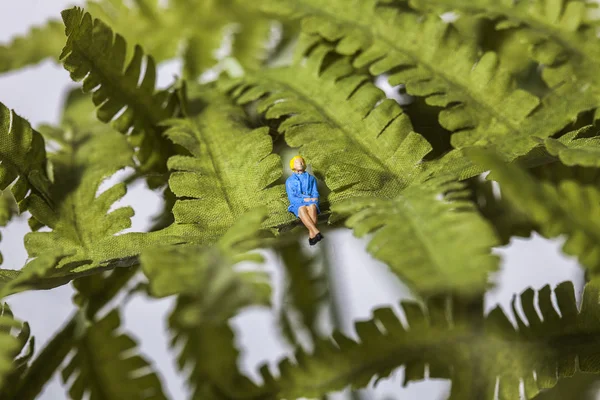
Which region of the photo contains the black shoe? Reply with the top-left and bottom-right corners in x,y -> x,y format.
308,236 -> 317,246
315,232 -> 324,242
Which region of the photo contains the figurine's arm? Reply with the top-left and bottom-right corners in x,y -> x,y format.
309,175 -> 319,201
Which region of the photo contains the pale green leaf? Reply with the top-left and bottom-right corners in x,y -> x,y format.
9,266 -> 140,400
253,0 -> 599,161
258,281 -> 600,400
153,210 -> 271,400
159,89 -> 293,242
60,7 -> 181,180
0,190 -> 17,265
141,208 -> 272,302
0,20 -> 65,74
542,128 -> 600,167
333,175 -> 500,296
86,0 -> 277,79
62,309 -> 167,400
468,177 -> 536,245
0,102 -> 52,211
403,0 -> 600,94
469,147 -> 600,271
278,235 -> 328,344
0,304 -> 33,396
169,295 -> 262,400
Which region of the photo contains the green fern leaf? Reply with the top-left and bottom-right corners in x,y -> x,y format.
0,102 -> 52,212
85,0 -> 179,65
469,147 -> 600,271
333,175 -> 500,296
142,208 -> 272,301
154,211 -> 272,399
468,177 -> 536,245
0,305 -> 33,395
159,89 -> 293,242
0,190 -> 17,266
223,45 -> 433,206
16,101 -> 174,284
4,267 -> 137,400
254,0 -> 598,160
0,20 -> 65,74
541,128 -> 600,167
86,0 -> 275,79
62,309 -> 167,400
22,118 -> 139,271
60,7 -> 181,180
0,190 -> 15,228
258,281 -> 600,399
402,0 -> 600,91
278,235 -> 328,344
169,295 -> 262,400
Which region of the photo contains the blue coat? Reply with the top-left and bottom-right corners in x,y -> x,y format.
285,172 -> 320,217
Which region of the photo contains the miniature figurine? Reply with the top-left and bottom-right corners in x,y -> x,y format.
286,155 -> 323,246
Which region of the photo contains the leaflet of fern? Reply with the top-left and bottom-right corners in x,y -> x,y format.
403,0 -> 600,91
160,90 -> 293,242
62,309 -> 167,400
0,20 -> 65,74
542,128 -> 600,167
86,0 -> 275,79
143,209 -> 271,399
469,147 -> 600,271
254,0 -> 599,161
333,175 -> 500,296
0,191 -> 16,265
0,102 -> 52,211
0,305 -> 33,394
22,122 -> 140,273
60,7 -> 180,178
257,281 -> 600,400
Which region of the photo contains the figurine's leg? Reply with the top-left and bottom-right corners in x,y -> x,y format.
298,206 -> 319,238
308,204 -> 318,225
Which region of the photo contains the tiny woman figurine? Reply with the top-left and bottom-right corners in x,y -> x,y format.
286,156 -> 323,245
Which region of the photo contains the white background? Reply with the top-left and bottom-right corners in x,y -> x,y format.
0,1 -> 588,399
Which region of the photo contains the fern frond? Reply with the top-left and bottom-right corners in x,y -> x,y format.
156,211 -> 272,399
142,208 -> 272,301
223,45 -> 432,205
160,89 -> 293,242
4,267 -> 137,400
85,0 -> 179,64
254,0 -> 599,160
0,102 -> 52,212
278,235 -> 328,344
257,281 -> 600,399
541,128 -> 600,167
176,0 -> 274,79
86,0 -> 276,79
22,117 -> 138,269
0,20 -> 65,74
0,190 -> 16,266
0,304 -> 33,394
469,147 -> 600,271
17,102 -> 176,284
402,0 -> 600,89
62,309 -> 167,400
60,7 -> 181,179
333,175 -> 500,296
468,177 -> 536,245
169,295 -> 262,400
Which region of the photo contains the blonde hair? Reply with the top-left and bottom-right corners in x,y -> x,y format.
289,155 -> 305,170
